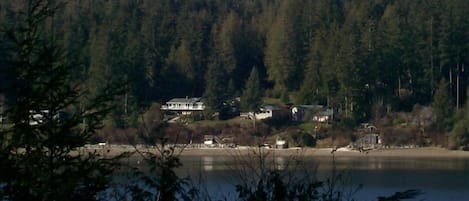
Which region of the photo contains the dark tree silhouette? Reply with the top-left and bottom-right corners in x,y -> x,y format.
0,1 -> 125,200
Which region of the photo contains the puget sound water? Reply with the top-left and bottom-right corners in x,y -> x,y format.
172,154 -> 469,201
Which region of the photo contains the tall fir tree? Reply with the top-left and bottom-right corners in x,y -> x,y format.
451,87 -> 469,149
264,0 -> 297,100
241,67 -> 263,112
203,55 -> 227,117
432,78 -> 454,131
0,1 -> 123,200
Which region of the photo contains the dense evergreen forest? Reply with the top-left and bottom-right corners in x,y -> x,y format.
0,1 -> 464,200
1,0 -> 468,126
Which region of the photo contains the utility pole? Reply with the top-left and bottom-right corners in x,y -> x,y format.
430,17 -> 435,95
345,96 -> 348,118
124,91 -> 128,116
81,101 -> 86,132
1,98 -> 3,128
398,77 -> 401,97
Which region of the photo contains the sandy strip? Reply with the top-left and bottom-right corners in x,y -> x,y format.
80,145 -> 469,158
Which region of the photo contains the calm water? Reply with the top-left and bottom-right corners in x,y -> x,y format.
175,155 -> 469,201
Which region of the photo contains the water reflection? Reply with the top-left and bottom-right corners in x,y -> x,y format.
275,156 -> 285,170
177,155 -> 469,201
202,156 -> 214,171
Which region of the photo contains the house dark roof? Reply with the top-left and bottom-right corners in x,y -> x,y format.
297,105 -> 324,110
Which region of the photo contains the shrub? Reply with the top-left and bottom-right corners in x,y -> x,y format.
392,117 -> 406,126
302,133 -> 316,147
450,120 -> 469,149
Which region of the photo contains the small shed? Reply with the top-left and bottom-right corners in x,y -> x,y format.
355,133 -> 382,150
275,138 -> 288,149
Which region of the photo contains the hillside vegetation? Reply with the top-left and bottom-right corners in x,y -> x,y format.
1,0 -> 468,148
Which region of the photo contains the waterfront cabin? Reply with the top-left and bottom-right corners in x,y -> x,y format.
355,133 -> 382,150
161,97 -> 205,115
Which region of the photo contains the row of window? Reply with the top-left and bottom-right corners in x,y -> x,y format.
166,103 -> 204,108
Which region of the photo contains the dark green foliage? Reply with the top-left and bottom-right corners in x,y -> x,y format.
450,121 -> 469,149
241,67 -> 263,112
2,0 -> 468,128
0,0 -> 123,200
203,55 -> 228,116
0,1 -> 433,200
432,79 -> 454,131
302,133 -> 316,147
234,150 -> 324,201
236,170 -> 322,201
131,142 -> 190,201
113,120 -> 199,201
450,88 -> 469,149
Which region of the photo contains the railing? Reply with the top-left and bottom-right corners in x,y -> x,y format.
161,105 -> 205,111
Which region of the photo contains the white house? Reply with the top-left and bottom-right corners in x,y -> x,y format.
161,97 -> 205,114
291,105 -> 333,123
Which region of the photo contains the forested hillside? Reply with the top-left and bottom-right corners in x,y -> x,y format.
0,1 -> 467,200
1,0 -> 468,126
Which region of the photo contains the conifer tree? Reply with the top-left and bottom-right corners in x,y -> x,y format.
203,55 -> 227,117
451,87 -> 469,149
432,79 -> 454,131
241,67 -> 263,112
264,1 -> 297,99
0,1 -> 123,200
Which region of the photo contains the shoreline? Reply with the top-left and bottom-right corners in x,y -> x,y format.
179,147 -> 469,158
82,145 -> 469,158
